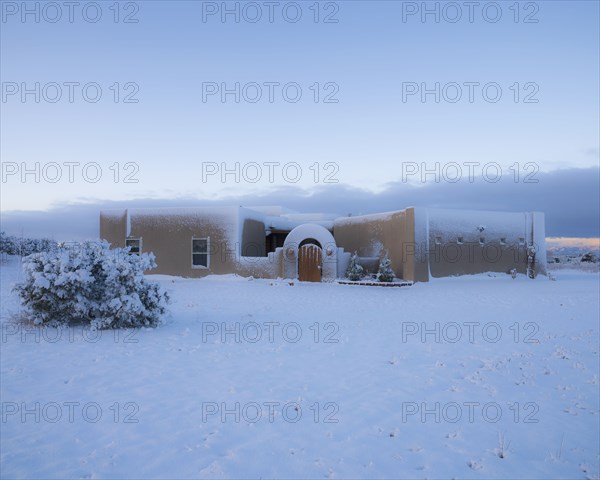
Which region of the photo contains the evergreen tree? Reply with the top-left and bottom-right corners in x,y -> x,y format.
377,253 -> 395,282
345,252 -> 364,281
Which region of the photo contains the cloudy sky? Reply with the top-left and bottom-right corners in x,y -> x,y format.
1,0 -> 599,240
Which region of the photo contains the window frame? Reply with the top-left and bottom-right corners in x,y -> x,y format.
126,237 -> 142,255
191,236 -> 210,269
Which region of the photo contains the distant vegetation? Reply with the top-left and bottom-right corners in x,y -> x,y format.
546,247 -> 599,273
0,232 -> 58,258
547,250 -> 599,264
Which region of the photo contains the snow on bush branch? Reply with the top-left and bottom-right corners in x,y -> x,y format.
14,240 -> 170,329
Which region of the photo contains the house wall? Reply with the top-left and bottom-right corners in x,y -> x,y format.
402,207 -> 430,282
333,210 -> 409,279
132,208 -> 240,277
241,218 -> 266,257
100,207 -> 245,277
332,207 -> 546,282
99,210 -> 127,248
235,249 -> 283,278
425,208 -> 545,278
532,212 -> 547,276
99,207 -> 278,278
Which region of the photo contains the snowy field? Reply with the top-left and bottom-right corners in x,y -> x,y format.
1,256 -> 599,479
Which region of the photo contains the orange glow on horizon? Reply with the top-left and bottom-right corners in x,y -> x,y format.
546,237 -> 600,249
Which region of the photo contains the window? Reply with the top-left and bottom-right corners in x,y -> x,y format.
192,237 -> 209,268
126,237 -> 141,255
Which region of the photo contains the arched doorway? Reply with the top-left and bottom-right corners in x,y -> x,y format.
282,224 -> 338,282
298,239 -> 322,282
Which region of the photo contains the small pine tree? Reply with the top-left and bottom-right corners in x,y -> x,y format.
345,252 -> 364,281
377,253 -> 395,282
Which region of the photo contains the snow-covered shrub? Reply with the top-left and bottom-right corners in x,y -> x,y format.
0,232 -> 58,257
345,252 -> 364,281
14,241 -> 169,329
581,252 -> 598,263
377,253 -> 395,282
0,232 -> 14,256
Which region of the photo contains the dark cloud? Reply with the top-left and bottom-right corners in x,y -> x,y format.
1,167 -> 598,240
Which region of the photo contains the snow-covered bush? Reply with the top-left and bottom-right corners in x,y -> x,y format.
0,232 -> 14,256
345,252 -> 364,281
581,252 -> 598,263
377,253 -> 395,282
14,241 -> 169,329
0,232 -> 58,257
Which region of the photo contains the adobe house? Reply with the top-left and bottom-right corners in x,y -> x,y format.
99,206 -> 547,282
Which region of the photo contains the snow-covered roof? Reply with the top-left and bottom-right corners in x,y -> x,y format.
237,206 -> 338,231
333,210 -> 405,227
127,206 -> 238,218
243,205 -> 298,216
265,215 -> 334,232
100,209 -> 126,219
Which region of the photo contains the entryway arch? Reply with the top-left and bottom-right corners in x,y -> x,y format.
282,224 -> 338,282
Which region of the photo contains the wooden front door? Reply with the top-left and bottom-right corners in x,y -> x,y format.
298,244 -> 322,282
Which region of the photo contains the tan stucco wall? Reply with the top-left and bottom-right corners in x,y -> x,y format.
332,207 -> 443,282
101,208 -> 245,277
426,208 -> 534,278
402,207 -> 430,282
333,210 -> 407,279
132,213 -> 233,277
99,207 -> 276,278
241,218 -> 266,257
99,210 -> 127,248
235,249 -> 283,278
332,207 -> 545,282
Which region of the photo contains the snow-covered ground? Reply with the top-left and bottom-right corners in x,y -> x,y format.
1,256 -> 599,479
